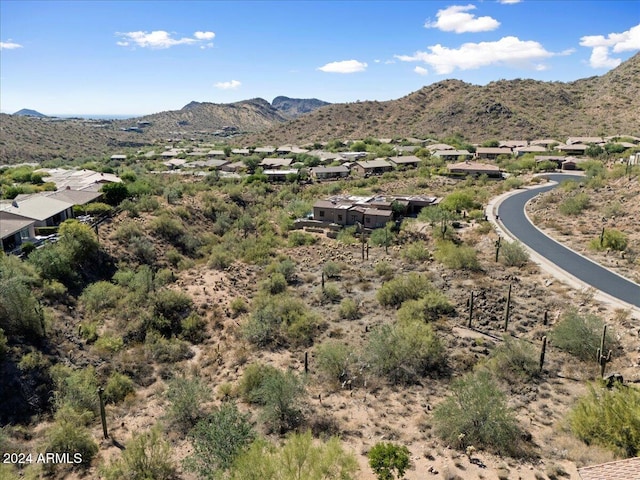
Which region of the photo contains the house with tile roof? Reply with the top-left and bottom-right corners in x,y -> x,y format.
578,456 -> 640,480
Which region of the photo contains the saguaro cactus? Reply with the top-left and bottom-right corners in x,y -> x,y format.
495,237 -> 502,262
503,283 -> 512,332
539,336 -> 547,373
596,324 -> 612,378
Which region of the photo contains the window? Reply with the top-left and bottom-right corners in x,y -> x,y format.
338,214 -> 343,222
20,228 -> 30,240
319,210 -> 325,217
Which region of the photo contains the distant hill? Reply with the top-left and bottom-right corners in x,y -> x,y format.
271,96 -> 331,119
245,52 -> 640,144
13,108 -> 47,118
1,55 -> 639,164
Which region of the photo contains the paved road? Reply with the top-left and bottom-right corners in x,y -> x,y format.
497,174 -> 640,308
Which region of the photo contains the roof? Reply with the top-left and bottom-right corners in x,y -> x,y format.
578,457 -> 640,480
364,208 -> 393,217
355,159 -> 392,169
515,145 -> 547,153
0,211 -> 35,239
207,150 -> 226,156
261,158 -> 293,167
110,154 -> 127,160
184,159 -> 229,168
254,146 -> 276,153
48,189 -> 103,205
311,166 -> 349,174
388,155 -> 421,164
426,143 -> 455,151
556,144 -> 588,151
1,195 -> 74,222
476,147 -> 513,155
447,161 -> 500,172
500,140 -> 528,148
36,168 -> 122,190
231,148 -> 250,155
566,136 -> 604,145
433,149 -> 471,157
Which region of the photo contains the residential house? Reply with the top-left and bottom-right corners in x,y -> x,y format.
260,158 -> 293,169
207,150 -> 227,157
309,165 -> 350,180
254,146 -> 276,155
393,145 -> 418,155
313,199 -> 354,225
500,140 -> 528,149
561,159 -> 577,170
263,169 -> 299,182
530,139 -> 559,148
351,159 -> 393,176
432,150 -> 472,162
220,161 -> 245,172
426,143 -> 455,152
363,208 -> 393,228
475,147 -> 512,160
36,168 -> 122,191
184,159 -> 229,169
566,136 -> 604,145
447,161 -> 501,178
231,148 -> 251,156
1,195 -> 74,228
555,144 -> 588,155
305,150 -> 342,164
514,145 -> 547,156
534,156 -> 567,169
338,151 -> 368,161
47,188 -> 103,206
578,456 -> 640,480
388,155 -> 421,169
110,154 -> 127,161
0,211 -> 36,253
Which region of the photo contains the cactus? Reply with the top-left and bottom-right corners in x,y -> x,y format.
503,283 -> 512,332
597,324 -> 612,378
468,291 -> 474,328
539,336 -> 547,373
495,237 -> 502,262
600,227 -> 605,248
98,386 -> 108,439
321,271 -> 325,290
441,218 -> 447,239
543,310 -> 548,326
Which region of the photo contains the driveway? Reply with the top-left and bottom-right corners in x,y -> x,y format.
492,174 -> 640,310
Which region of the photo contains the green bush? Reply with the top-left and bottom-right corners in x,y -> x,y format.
152,289 -> 193,336
368,442 -> 411,480
144,331 -> 193,363
100,426 -> 175,480
570,384 -> 640,456
265,258 -> 297,283
165,375 -> 211,432
261,273 -> 288,295
559,192 -> 590,215
238,363 -> 279,404
185,403 -> 255,477
45,411 -> 98,470
434,241 -> 480,270
320,283 -> 342,304
374,261 -> 394,280
104,372 -> 135,404
315,341 -> 353,384
180,313 -> 207,343
229,431 -> 358,480
230,297 -> 249,316
323,261 -> 343,279
590,229 -> 628,252
396,291 -> 454,323
151,214 -> 185,242
499,241 -> 529,267
377,273 -> 432,308
288,231 -> 317,247
433,370 -> 525,456
210,246 -> 234,270
482,337 -> 540,384
336,226 -> 358,244
549,310 -> 616,361
401,242 -> 430,262
440,190 -> 480,212
338,298 -> 360,320
367,320 -> 444,384
94,333 -> 124,354
112,220 -> 145,243
50,365 -> 99,418
0,272 -> 45,338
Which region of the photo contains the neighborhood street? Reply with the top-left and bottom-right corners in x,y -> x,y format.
497,174 -> 640,309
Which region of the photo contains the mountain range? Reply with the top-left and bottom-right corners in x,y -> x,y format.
1,53 -> 638,164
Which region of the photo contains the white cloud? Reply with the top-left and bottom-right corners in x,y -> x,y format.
0,41 -> 23,50
498,0 -> 521,4
214,80 -> 241,90
425,5 -> 500,33
414,66 -> 429,76
580,24 -> 640,68
116,30 -> 215,49
318,59 -> 367,73
194,31 -> 215,40
396,36 -> 555,74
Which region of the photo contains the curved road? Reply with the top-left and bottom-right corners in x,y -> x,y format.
497,174 -> 640,309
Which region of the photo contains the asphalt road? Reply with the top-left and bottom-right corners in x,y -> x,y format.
497,174 -> 640,308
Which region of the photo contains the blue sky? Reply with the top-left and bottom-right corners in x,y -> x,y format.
1,0 -> 638,116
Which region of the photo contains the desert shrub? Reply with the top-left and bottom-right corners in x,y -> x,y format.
152,289 -> 193,336
503,176 -> 524,190
434,241 -> 480,270
367,320 -> 444,384
100,426 -> 175,480
137,195 -> 160,212
499,241 -> 529,267
180,312 -> 207,343
209,246 -> 234,270
0,328 -> 7,359
590,229 -> 628,252
150,214 -> 185,242
337,226 -> 358,244
482,337 -> 540,384
144,331 -> 193,363
440,190 -> 480,212
320,283 -> 341,303
433,370 -> 525,456
265,257 -> 296,283
570,384 -> 640,456
401,242 -> 430,262
377,273 -> 432,308
76,202 -> 113,216
238,363 -> 279,404
261,272 -> 288,295
102,182 -> 129,206
229,431 -> 358,480
315,341 -> 354,384
0,272 -> 45,338
112,220 -> 145,243
369,224 -> 396,248
42,279 -> 67,300
129,236 -> 157,264
45,410 -> 98,469
338,298 -> 360,320
165,375 -> 211,432
185,403 -> 255,478
323,261 -> 342,279
230,297 -> 249,316
559,192 -> 590,215
50,365 -> 99,418
94,332 -> 124,354
374,261 -> 394,279
396,291 -> 454,323
368,442 -> 411,480
103,372 -> 135,404
288,231 -> 317,247
243,295 -> 319,347
549,310 -> 615,361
